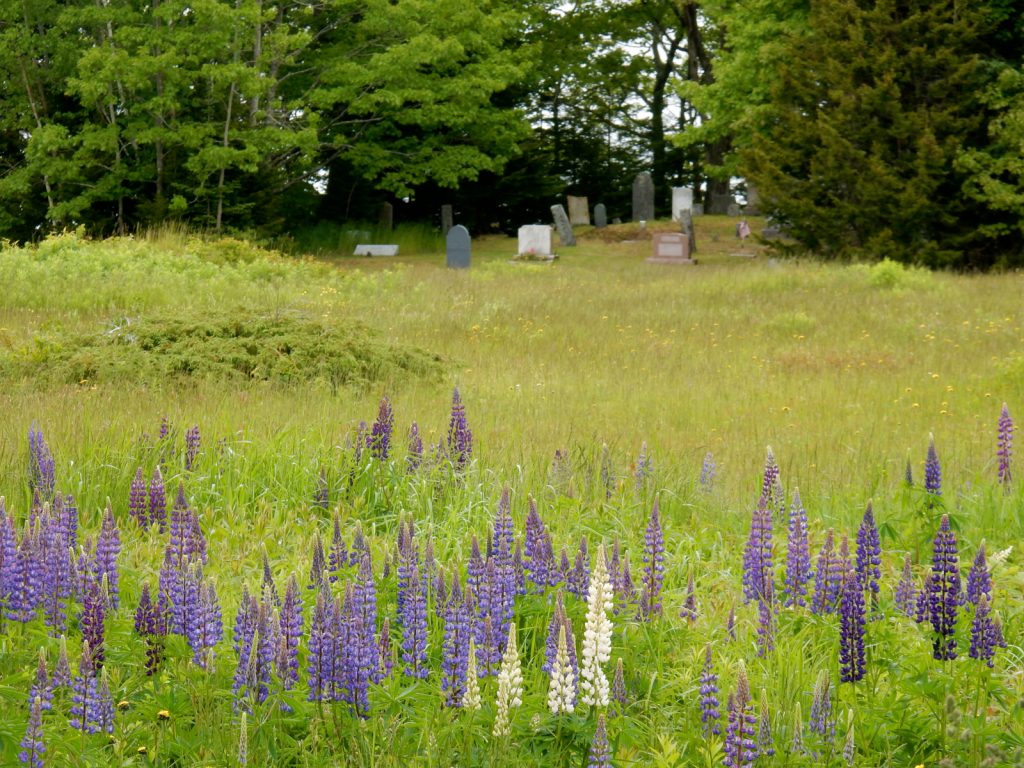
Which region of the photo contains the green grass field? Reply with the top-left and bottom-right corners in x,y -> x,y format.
0,222 -> 1021,766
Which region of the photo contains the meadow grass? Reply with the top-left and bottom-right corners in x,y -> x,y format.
0,223 -> 1021,766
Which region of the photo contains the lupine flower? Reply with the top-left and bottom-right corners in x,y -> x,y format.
338,583 -> 373,717
842,717 -> 856,765
314,469 -> 330,510
149,466 -> 166,531
52,636 -> 72,689
28,426 -> 55,499
762,445 -> 784,515
187,576 -> 223,670
353,554 -> 379,679
758,689 -> 775,758
894,555 -> 917,618
463,639 -> 482,710
400,561 -> 429,679
756,580 -> 775,656
925,433 -> 942,497
308,533 -> 326,591
70,642 -> 102,733
699,644 -> 721,736
95,670 -> 115,734
808,670 -> 833,742
135,584 -> 166,675
600,443 -> 614,500
997,403 -> 1013,486
634,441 -> 653,488
350,522 -> 370,567
369,396 -> 394,461
406,422 -> 423,472
567,536 -> 590,600
278,575 -> 303,690
492,623 -> 523,737
791,702 -> 805,756
926,515 -> 960,660
185,425 -> 201,470
238,711 -> 248,767
742,497 -> 773,604
446,388 -> 473,470
700,451 -> 715,492
969,596 -> 1005,668
543,593 -> 578,682
19,695 -> 46,768
432,567 -> 449,618
639,500 -> 665,619
965,543 -> 992,606
723,666 -> 758,768
81,574 -> 106,670
580,543 -> 613,708
129,468 -> 148,526
610,658 -> 627,715
839,570 -> 866,683
904,454 -> 913,486
547,624 -> 576,714
97,505 -> 121,609
855,503 -> 881,599
307,588 -> 334,702
679,573 -> 697,622
811,530 -> 838,615
441,578 -> 471,706
587,714 -> 612,768
783,489 -> 812,608
28,650 -> 52,712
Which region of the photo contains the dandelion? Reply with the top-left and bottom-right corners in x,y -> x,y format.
997,403 -> 1013,486
580,544 -> 613,708
492,623 -> 523,737
547,624 -> 576,714
587,714 -> 613,768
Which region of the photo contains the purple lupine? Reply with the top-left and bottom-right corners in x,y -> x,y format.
328,514 -> 348,583
783,489 -> 812,608
396,518 -> 416,619
149,466 -> 166,531
28,426 -> 56,499
488,500 -> 517,652
635,441 -> 653,488
232,588 -> 255,656
742,497 -> 773,604
350,521 -> 369,567
915,575 -> 932,625
762,446 -> 783,516
587,714 -> 612,768
855,503 -> 882,602
135,584 -> 166,675
278,575 -> 303,691
307,587 -> 334,702
567,536 -> 590,600
19,695 -> 46,767
699,643 -> 721,736
491,488 -> 515,567
924,434 -> 942,498
80,574 -> 106,670
543,592 -> 578,690
700,451 -> 715,492
0,511 -> 20,617
441,577 -> 471,706
969,596 -> 1005,668
432,567 -> 449,618
70,642 -> 101,733
611,658 -> 627,715
96,505 -> 121,609
639,499 -> 665,619
353,554 -> 379,682
27,651 -> 52,712
757,690 -> 775,758
811,530 -> 838,615
524,498 -> 554,590
904,455 -> 914,486
314,469 -> 330,510
680,573 -> 697,622
261,552 -> 280,608
726,603 -> 736,641
352,420 -> 369,463
756,580 -> 775,657
965,543 -> 992,607
370,396 -> 394,461
94,671 -> 114,734
446,388 -> 473,470
809,671 -> 834,742
839,570 -> 866,683
926,515 -> 960,661
52,637 -> 72,689
188,577 -> 223,670
997,403 -> 1013,486
308,533 -> 326,591
39,514 -> 72,631
406,422 -> 423,472
723,668 -> 758,768
336,584 -> 372,717
894,555 -> 918,618
185,425 -> 201,470
129,468 -> 148,526
378,617 -> 394,680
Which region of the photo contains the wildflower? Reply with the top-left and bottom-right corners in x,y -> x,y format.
369,396 -> 394,460
70,642 -> 100,733
406,422 -> 423,472
839,570 -> 866,683
965,542 -> 992,606
808,670 -> 833,743
27,650 -> 52,712
400,560 -> 429,679
378,617 -> 393,680
610,658 -> 627,715
580,544 -> 613,708
756,580 -> 775,656
446,388 -> 473,470
238,711 -> 248,767
723,665 -> 758,768
96,505 -> 121,609
758,689 -> 775,758
742,496 -> 773,604
811,530 -> 838,615
463,639 -> 482,710
783,489 -> 812,608
969,596 -> 1005,668
587,714 -> 613,768
52,636 -> 72,689
492,623 -> 523,737
894,555 -> 917,617
129,468 -> 148,526
634,441 -> 653,488
19,695 -> 46,768
699,451 -> 715,492
81,573 -> 106,670
308,533 -> 326,592
149,466 -> 166,532
441,578 -> 471,707
679,573 -> 697,622
307,588 -> 334,702
548,624 -> 576,714
791,703 -> 805,756
185,425 -> 201,471
762,445 -> 784,515
524,497 -> 554,590
28,426 -> 55,499
925,433 -> 942,497
567,536 -> 590,600
278,576 -> 303,691
639,499 -> 665,619
314,469 -> 329,510
997,403 -> 1013,486
699,644 -> 721,736
926,515 -> 960,660
855,502 -> 881,598
842,718 -> 855,765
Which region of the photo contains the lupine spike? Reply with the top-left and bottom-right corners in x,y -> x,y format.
839,569 -> 866,683
894,554 -> 918,618
370,396 -> 394,461
149,466 -> 166,531
699,643 -> 720,736
185,425 -> 201,471
783,488 -> 812,608
406,422 -> 423,472
19,695 -> 46,768
924,433 -> 942,498
997,403 -> 1013,486
639,499 -> 665,619
926,515 -> 960,660
965,542 -> 992,607
446,388 -> 473,470
700,451 -> 715,492
855,502 -> 882,601
587,714 -> 613,768
580,543 -> 613,707
129,468 -> 148,526
757,688 -> 775,758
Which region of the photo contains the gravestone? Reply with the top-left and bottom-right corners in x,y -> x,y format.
550,204 -> 576,246
632,172 -> 655,222
445,224 -> 470,269
679,210 -> 697,254
647,232 -> 695,265
517,225 -> 553,257
745,184 -> 761,216
671,187 -> 693,221
736,220 -> 752,240
441,205 -> 454,236
379,202 -> 393,230
727,200 -> 741,217
593,203 -> 608,229
567,196 -> 590,226
353,244 -> 399,256
612,217 -> 622,225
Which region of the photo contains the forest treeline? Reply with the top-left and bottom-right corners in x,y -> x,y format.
1,0 -> 1022,267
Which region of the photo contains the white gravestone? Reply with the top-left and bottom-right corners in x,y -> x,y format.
353,244 -> 399,256
671,187 -> 693,221
517,225 -> 553,257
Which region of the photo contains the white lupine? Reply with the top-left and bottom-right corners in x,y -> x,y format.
462,640 -> 482,710
580,543 -> 614,708
492,624 -> 523,737
547,624 -> 576,714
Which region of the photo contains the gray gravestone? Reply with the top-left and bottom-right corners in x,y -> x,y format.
567,196 -> 590,226
550,204 -> 576,246
379,202 -> 393,230
745,184 -> 761,216
446,224 -> 470,269
727,200 -> 741,217
632,172 -> 655,221
594,203 -> 608,229
679,209 -> 697,254
441,205 -> 454,236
